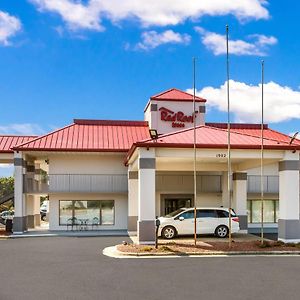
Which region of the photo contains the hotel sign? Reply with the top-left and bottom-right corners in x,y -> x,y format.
159,107 -> 194,128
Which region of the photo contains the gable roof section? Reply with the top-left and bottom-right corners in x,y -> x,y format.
0,135 -> 37,153
14,119 -> 149,152
150,88 -> 206,102
206,123 -> 300,145
126,124 -> 300,163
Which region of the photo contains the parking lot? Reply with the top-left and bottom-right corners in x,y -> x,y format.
0,236 -> 300,300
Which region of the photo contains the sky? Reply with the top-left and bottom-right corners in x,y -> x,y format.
0,1 -> 300,175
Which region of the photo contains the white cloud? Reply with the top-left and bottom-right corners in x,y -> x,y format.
187,80 -> 300,123
0,11 -> 22,46
136,30 -> 191,50
0,123 -> 46,135
30,0 -> 269,31
195,27 -> 277,56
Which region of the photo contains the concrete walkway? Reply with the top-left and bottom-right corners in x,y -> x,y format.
11,229 -> 129,238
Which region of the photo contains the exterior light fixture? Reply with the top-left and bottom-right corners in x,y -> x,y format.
149,129 -> 159,140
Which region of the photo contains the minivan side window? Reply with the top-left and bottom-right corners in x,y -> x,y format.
216,210 -> 229,218
176,211 -> 195,220
197,209 -> 217,218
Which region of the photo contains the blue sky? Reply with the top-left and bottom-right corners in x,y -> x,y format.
0,0 -> 300,140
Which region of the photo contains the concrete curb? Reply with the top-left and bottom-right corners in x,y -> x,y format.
103,245 -> 300,258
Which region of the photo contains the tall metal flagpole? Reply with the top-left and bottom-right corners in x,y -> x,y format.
193,57 -> 197,246
226,25 -> 232,248
260,60 -> 265,245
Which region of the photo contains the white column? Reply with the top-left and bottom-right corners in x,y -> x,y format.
232,172 -> 248,232
278,152 -> 300,243
13,152 -> 27,233
128,167 -> 138,233
137,148 -> 156,244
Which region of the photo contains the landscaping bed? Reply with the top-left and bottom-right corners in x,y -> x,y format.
0,228 -> 10,237
117,240 -> 300,255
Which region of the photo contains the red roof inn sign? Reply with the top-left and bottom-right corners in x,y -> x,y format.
159,107 -> 194,128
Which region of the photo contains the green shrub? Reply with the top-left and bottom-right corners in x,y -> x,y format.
141,246 -> 153,252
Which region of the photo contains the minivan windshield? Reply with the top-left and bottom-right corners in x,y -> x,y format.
165,208 -> 186,218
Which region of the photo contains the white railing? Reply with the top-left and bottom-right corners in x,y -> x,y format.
24,174 -> 128,193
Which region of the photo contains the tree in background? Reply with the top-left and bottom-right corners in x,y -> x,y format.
0,177 -> 14,198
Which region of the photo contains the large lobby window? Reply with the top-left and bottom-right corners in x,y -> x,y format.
247,200 -> 279,224
59,200 -> 114,225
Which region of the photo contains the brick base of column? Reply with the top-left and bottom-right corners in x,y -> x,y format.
27,215 -> 35,228
237,215 -> 248,233
278,219 -> 300,243
13,216 -> 28,233
35,214 -> 41,227
127,216 -> 138,232
138,220 -> 155,245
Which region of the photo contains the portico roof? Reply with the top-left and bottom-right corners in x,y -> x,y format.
125,124 -> 300,164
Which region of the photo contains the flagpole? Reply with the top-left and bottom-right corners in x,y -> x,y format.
260,60 -> 265,245
226,25 -> 232,248
193,57 -> 197,246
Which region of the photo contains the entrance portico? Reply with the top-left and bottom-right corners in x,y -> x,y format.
126,126 -> 300,245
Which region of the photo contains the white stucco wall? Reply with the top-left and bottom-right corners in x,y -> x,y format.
49,193 -> 128,230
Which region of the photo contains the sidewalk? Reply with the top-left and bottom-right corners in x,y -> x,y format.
10,229 -> 129,238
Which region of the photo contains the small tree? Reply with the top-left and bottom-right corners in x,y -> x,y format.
0,176 -> 14,198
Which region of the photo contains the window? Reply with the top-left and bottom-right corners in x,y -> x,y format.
247,200 -> 279,223
59,200 -> 114,225
59,201 -> 73,225
216,210 -> 229,218
197,209 -> 217,218
177,210 -> 195,219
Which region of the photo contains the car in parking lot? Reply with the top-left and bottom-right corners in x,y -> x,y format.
0,210 -> 14,225
158,207 -> 240,239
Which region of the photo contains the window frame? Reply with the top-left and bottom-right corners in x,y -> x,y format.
247,199 -> 279,224
59,200 -> 115,226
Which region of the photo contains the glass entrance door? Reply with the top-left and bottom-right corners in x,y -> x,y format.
164,198 -> 192,215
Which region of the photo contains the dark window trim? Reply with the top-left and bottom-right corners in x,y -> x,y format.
247,199 -> 279,224
59,200 -> 115,226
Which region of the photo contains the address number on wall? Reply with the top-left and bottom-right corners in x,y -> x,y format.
216,153 -> 227,158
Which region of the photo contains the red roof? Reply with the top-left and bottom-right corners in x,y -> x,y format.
0,135 -> 37,153
150,88 -> 206,102
126,124 -> 300,163
207,123 -> 300,145
13,119 -> 149,152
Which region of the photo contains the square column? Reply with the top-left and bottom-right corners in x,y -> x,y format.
128,170 -> 138,232
26,195 -> 41,228
137,148 -> 156,244
232,172 -> 248,232
13,152 -> 27,233
278,156 -> 300,243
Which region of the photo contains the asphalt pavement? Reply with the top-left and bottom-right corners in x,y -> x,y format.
0,236 -> 299,300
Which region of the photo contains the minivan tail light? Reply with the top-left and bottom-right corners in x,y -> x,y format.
232,217 -> 239,222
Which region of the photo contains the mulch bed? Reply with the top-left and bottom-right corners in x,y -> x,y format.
117,240 -> 300,255
0,228 -> 11,237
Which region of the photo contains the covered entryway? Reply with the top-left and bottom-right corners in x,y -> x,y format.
126,125 -> 300,245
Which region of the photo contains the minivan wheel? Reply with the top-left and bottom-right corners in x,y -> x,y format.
162,226 -> 177,239
215,225 -> 229,238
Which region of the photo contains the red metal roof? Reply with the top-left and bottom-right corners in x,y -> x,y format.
126,124 -> 300,162
13,119 -> 149,152
206,123 -> 300,145
0,135 -> 37,153
150,88 -> 206,102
